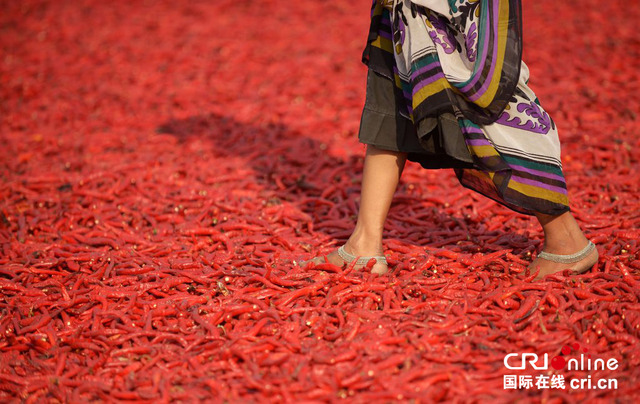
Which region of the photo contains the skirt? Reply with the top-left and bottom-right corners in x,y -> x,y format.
359,69 -> 475,170
358,0 -> 571,216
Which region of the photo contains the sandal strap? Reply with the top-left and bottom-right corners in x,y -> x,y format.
537,241 -> 596,264
337,245 -> 387,266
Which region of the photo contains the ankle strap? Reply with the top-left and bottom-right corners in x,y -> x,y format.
338,245 -> 387,266
537,241 -> 595,264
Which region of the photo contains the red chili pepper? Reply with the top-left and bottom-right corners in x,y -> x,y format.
2,2 -> 639,402
617,261 -> 638,287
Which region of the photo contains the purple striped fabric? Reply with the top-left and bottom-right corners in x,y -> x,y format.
410,61 -> 441,80
411,72 -> 447,96
460,126 -> 485,135
460,0 -> 498,94
511,175 -> 568,195
466,139 -> 492,146
509,164 -> 566,182
466,0 -> 501,101
379,30 -> 392,40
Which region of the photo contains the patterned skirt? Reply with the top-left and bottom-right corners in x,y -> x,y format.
359,0 -> 570,216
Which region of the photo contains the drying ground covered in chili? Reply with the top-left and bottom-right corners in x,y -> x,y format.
1,0 -> 639,402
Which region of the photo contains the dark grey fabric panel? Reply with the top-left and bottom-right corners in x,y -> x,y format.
358,70 -> 474,169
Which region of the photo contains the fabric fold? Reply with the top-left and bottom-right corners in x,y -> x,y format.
360,0 -> 570,215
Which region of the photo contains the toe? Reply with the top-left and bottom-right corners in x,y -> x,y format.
370,262 -> 389,275
299,256 -> 326,268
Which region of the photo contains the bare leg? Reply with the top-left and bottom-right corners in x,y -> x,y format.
305,145 -> 407,274
530,211 -> 598,280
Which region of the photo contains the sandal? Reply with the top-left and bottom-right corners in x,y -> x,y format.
337,245 -> 387,267
533,240 -> 598,280
537,240 -> 596,264
299,245 -> 387,272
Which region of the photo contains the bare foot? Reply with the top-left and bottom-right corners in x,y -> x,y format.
531,212 -> 599,280
301,241 -> 389,275
530,241 -> 599,280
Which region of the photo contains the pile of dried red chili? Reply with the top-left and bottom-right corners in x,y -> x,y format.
1,0 -> 639,401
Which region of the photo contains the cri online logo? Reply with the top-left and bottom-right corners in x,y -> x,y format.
504,343 -> 619,371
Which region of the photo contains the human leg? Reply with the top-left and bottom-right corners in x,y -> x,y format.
304,145 -> 407,274
530,211 -> 599,280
